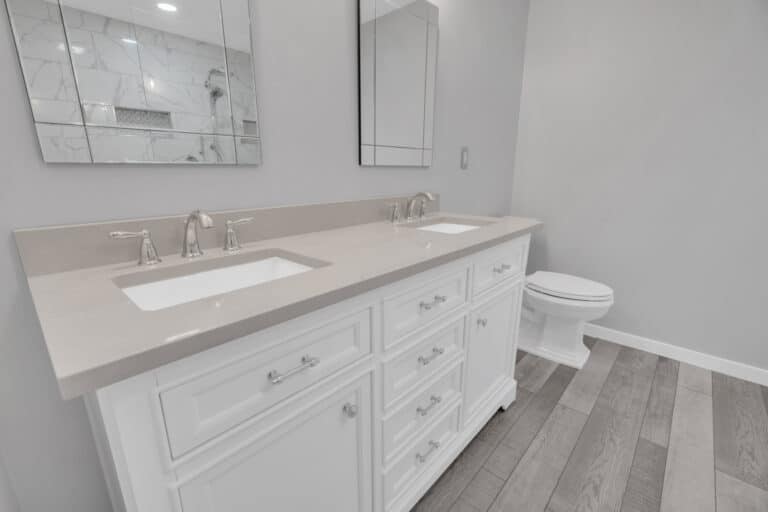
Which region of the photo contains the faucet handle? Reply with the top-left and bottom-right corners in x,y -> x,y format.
109,230 -> 146,240
224,217 -> 253,253
226,217 -> 254,227
109,230 -> 161,266
388,203 -> 401,224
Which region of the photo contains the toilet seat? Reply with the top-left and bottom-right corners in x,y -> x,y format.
526,271 -> 613,302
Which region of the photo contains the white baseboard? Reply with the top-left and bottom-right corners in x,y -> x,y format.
584,323 -> 768,387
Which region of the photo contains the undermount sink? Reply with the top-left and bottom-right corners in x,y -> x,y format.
406,217 -> 496,234
418,223 -> 480,234
114,249 -> 329,311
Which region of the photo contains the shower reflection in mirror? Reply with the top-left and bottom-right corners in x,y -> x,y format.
5,0 -> 262,164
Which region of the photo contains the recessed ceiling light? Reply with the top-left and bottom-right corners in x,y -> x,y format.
156,3 -> 177,12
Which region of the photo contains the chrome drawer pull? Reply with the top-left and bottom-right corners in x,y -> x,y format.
342,403 -> 359,418
418,347 -> 445,366
419,295 -> 449,312
493,263 -> 512,274
419,300 -> 434,311
267,355 -> 320,385
416,440 -> 441,464
477,318 -> 488,328
416,395 -> 443,417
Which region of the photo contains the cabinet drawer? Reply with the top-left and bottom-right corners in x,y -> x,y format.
382,267 -> 468,348
160,308 -> 372,458
383,406 -> 459,506
472,238 -> 528,297
382,363 -> 462,464
382,318 -> 465,408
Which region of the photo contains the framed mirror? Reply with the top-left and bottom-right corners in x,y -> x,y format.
359,0 -> 438,167
5,0 -> 261,164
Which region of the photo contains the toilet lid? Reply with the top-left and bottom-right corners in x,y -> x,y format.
526,272 -> 613,302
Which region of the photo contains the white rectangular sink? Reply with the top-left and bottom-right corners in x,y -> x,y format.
117,251 -> 326,311
417,223 -> 481,234
405,216 -> 496,235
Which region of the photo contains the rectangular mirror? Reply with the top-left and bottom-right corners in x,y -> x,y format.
359,0 -> 438,167
5,0 -> 261,164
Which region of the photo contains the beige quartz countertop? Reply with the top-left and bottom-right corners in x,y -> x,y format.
23,213 -> 540,398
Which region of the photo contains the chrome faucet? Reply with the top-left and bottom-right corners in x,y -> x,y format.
109,229 -> 161,266
406,192 -> 436,221
182,210 -> 214,258
224,217 -> 254,253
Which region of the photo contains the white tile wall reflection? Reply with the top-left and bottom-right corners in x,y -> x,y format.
5,0 -> 262,165
6,0 -> 82,126
87,128 -> 239,164
35,123 -> 90,162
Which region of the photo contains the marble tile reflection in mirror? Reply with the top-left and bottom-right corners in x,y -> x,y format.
5,0 -> 261,165
359,0 -> 438,167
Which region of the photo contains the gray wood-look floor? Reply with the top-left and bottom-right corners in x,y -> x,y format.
412,338 -> 768,512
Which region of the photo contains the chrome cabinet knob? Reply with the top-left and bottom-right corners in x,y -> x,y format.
342,403 -> 359,418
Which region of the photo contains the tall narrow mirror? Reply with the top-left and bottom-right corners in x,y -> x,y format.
359,0 -> 438,167
5,0 -> 262,165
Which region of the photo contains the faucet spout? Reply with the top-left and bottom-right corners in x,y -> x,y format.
182,210 -> 214,258
406,192 -> 436,221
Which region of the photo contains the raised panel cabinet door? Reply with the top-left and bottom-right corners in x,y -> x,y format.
464,285 -> 521,419
178,375 -> 373,512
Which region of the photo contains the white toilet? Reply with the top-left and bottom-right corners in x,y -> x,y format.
519,271 -> 614,369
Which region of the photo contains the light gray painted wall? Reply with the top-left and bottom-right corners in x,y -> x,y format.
511,0 -> 768,369
0,0 -> 529,509
0,457 -> 18,512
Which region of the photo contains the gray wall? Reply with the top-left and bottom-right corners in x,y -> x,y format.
0,457 -> 18,512
511,0 -> 768,369
0,0 -> 529,509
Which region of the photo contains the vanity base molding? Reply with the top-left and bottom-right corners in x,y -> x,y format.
86,235 -> 530,512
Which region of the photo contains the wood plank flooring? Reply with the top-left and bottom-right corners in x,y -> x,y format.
413,339 -> 768,512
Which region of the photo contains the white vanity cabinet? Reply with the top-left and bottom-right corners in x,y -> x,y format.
87,234 -> 530,512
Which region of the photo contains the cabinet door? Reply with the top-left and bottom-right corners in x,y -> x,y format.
464,284 -> 521,419
178,375 -> 372,512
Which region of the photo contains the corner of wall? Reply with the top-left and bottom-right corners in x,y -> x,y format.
507,0 -> 534,216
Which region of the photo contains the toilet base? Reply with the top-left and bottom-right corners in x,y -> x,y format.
517,340 -> 590,369
518,314 -> 591,370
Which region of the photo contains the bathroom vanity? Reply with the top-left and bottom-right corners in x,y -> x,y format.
15,197 -> 539,512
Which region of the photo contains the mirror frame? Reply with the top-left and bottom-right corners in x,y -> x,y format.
358,0 -> 439,168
